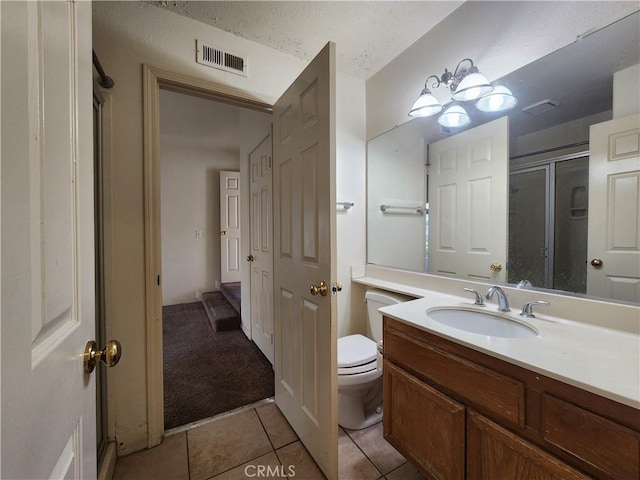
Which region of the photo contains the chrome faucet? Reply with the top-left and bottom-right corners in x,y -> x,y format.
520,300 -> 550,318
486,286 -> 510,312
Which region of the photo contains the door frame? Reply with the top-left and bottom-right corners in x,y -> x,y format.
142,65 -> 271,446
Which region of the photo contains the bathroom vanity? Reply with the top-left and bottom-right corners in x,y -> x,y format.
382,314 -> 640,480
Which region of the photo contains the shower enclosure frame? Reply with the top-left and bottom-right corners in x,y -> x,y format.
509,150 -> 589,291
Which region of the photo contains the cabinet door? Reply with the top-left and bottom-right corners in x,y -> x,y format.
467,411 -> 591,480
383,361 -> 465,480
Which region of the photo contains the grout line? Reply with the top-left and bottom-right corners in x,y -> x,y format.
185,430 -> 192,480
340,425 -> 384,478
255,405 -> 278,452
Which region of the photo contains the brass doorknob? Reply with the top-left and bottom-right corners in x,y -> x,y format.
490,262 -> 503,272
221,230 -> 227,235
591,258 -> 603,267
84,340 -> 122,374
247,254 -> 254,262
310,281 -> 328,296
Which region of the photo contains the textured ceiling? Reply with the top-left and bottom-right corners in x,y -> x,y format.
148,1 -> 464,79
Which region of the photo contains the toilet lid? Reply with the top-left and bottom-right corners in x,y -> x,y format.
337,334 -> 377,368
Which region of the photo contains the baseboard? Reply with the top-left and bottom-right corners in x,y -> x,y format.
97,441 -> 117,480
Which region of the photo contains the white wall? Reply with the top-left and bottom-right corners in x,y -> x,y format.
336,73 -> 368,338
160,89 -> 241,305
366,1 -> 640,140
613,64 -> 640,118
93,1 -> 366,454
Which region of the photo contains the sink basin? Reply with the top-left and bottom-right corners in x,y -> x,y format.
427,308 -> 538,338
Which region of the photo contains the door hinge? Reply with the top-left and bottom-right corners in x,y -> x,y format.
331,282 -> 343,296
270,333 -> 274,345
157,275 -> 160,286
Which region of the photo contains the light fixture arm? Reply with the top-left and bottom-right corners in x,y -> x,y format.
424,74 -> 442,91
450,58 -> 477,92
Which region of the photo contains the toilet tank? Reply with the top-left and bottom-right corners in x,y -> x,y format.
365,289 -> 413,342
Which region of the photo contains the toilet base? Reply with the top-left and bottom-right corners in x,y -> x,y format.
338,379 -> 383,430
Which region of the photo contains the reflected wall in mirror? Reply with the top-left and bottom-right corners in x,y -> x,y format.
366,11 -> 640,304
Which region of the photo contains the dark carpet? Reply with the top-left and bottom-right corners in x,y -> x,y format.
163,302 -> 274,430
220,282 -> 241,313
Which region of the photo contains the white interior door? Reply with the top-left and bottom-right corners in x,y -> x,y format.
220,171 -> 241,283
428,116 -> 509,282
249,134 -> 275,364
1,2 -> 97,479
587,114 -> 640,302
273,42 -> 338,479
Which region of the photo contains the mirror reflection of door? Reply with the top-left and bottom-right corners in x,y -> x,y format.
587,114 -> 640,302
428,117 -> 509,282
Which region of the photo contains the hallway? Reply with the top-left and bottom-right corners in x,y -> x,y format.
113,400 -> 426,479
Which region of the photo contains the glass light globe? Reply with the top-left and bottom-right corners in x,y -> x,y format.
475,86 -> 517,112
438,105 -> 471,128
452,72 -> 494,101
409,89 -> 443,117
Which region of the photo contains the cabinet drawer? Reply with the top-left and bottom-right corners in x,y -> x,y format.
385,326 -> 525,426
542,395 -> 640,480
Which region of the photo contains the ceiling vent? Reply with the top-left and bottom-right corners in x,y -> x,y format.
196,40 -> 248,77
522,99 -> 560,116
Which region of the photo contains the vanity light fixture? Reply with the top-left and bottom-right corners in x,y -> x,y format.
409,58 -> 516,125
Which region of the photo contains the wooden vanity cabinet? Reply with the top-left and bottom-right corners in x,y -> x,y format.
383,317 -> 640,480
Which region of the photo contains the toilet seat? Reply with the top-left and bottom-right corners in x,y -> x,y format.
338,334 -> 377,367
338,360 -> 377,376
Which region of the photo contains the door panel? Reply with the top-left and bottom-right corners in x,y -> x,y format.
273,42 -> 337,479
1,2 -> 96,479
249,134 -> 274,364
220,171 -> 241,283
587,114 -> 640,301
429,117 -> 509,282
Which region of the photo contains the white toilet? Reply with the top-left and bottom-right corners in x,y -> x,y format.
337,289 -> 411,430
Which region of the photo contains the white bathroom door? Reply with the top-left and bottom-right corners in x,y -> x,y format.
220,171 -> 241,283
249,133 -> 275,364
428,117 -> 509,282
273,42 -> 338,479
587,114 -> 640,302
1,2 -> 98,479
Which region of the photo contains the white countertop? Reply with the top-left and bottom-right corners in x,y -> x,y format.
378,291 -> 640,410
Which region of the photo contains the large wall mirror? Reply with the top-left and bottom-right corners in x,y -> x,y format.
367,11 -> 640,304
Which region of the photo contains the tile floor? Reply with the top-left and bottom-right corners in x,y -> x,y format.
112,400 -> 426,480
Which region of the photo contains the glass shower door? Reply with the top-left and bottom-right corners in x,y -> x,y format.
508,167 -> 549,288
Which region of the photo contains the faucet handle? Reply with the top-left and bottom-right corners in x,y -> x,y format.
462,288 -> 485,306
520,300 -> 550,318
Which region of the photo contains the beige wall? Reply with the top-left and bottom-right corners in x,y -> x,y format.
366,1 -> 640,140
160,89 -> 246,305
94,1 -> 366,454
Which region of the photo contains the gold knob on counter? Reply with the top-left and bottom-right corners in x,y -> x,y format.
84,340 -> 122,374
490,262 -> 503,272
310,281 -> 328,296
591,258 -> 603,267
